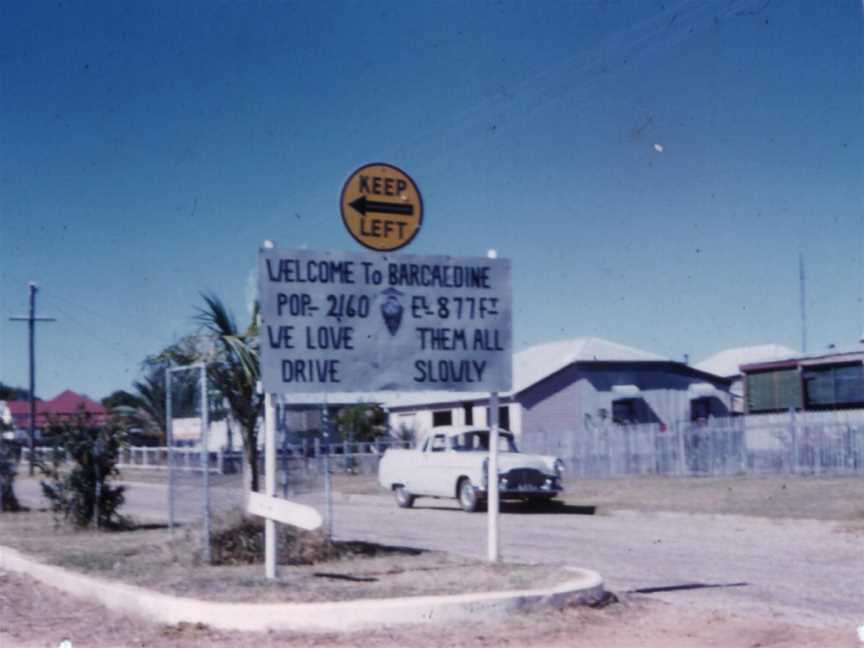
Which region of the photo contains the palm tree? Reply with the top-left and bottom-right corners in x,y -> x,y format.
131,373 -> 167,444
195,293 -> 264,492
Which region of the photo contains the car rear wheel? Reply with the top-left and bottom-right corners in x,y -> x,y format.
458,478 -> 480,513
394,485 -> 415,508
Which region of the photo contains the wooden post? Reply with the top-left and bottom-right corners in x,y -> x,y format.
488,393 -> 500,562
264,393 -> 277,579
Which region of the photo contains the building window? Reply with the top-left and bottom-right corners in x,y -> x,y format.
803,363 -> 864,409
432,410 -> 452,427
612,399 -> 638,424
746,368 -> 802,413
690,397 -> 711,422
463,402 -> 474,426
485,405 -> 510,431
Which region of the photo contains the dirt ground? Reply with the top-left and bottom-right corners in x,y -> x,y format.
0,511 -> 563,603
1,569 -> 856,648
4,472 -> 862,646
111,469 -> 864,522
563,473 -> 864,521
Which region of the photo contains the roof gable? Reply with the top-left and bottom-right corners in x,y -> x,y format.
513,337 -> 667,394
695,344 -> 799,378
45,389 -> 105,415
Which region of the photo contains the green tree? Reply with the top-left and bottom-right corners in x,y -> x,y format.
101,390 -> 142,411
39,412 -> 126,528
335,404 -> 387,443
0,437 -> 21,512
194,293 -> 264,492
133,338 -> 201,445
0,381 -> 35,401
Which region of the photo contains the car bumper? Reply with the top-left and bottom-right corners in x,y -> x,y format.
481,475 -> 562,498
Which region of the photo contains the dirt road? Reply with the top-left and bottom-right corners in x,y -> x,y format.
7,477 -> 863,645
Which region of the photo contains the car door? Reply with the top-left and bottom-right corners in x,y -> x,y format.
417,433 -> 448,496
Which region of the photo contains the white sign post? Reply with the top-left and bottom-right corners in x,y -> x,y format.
255,245 -> 512,575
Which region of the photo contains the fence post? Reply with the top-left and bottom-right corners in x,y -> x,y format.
789,408 -> 799,474
814,423 -> 823,476
217,448 -> 224,475
676,421 -> 687,477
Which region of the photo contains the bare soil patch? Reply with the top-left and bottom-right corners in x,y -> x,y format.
0,510 -> 564,603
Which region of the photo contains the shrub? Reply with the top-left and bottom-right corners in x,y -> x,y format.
0,438 -> 21,512
39,414 -> 127,528
208,510 -> 412,566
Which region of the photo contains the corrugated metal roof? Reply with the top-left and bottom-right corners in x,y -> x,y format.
280,337 -> 667,409
695,344 -> 799,378
741,343 -> 864,372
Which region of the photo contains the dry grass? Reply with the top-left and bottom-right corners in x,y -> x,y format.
0,509 -> 566,603
208,511 -> 418,566
562,473 -> 864,521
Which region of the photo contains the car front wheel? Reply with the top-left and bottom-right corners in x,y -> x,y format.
394,485 -> 415,508
458,478 -> 481,513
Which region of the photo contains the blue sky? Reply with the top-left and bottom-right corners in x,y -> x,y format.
1,0 -> 862,401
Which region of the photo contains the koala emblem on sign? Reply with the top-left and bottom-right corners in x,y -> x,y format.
380,288 -> 404,336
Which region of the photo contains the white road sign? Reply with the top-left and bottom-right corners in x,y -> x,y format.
247,491 -> 323,531
258,247 -> 512,393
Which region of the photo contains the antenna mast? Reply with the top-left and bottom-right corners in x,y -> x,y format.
799,252 -> 807,354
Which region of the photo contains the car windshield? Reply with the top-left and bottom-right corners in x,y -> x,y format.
451,431 -> 517,453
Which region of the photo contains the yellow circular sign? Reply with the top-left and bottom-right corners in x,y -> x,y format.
340,162 -> 423,252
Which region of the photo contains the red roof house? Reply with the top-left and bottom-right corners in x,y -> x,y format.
5,390 -> 107,431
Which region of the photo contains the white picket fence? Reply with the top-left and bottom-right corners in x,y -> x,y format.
23,438 -> 412,476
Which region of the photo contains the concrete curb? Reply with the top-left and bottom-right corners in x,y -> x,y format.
0,545 -> 605,633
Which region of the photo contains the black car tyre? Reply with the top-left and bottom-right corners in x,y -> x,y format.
458,477 -> 480,513
394,485 -> 415,508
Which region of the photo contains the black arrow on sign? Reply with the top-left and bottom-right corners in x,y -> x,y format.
349,195 -> 414,217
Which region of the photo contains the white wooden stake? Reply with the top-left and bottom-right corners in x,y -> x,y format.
264,392 -> 277,579
488,391 -> 500,562
487,247 -> 501,563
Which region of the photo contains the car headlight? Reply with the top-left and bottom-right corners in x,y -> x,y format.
553,459 -> 565,479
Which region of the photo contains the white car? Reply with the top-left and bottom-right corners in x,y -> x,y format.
378,426 -> 564,512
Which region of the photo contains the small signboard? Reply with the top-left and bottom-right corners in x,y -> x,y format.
258,247 -> 512,393
340,163 -> 423,252
247,491 -> 322,531
171,418 -> 201,441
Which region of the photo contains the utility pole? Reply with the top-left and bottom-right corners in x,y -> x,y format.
9,282 -> 56,475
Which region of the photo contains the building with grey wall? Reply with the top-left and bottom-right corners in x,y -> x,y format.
381,337 -> 733,453
741,344 -> 864,414
695,344 -> 799,413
